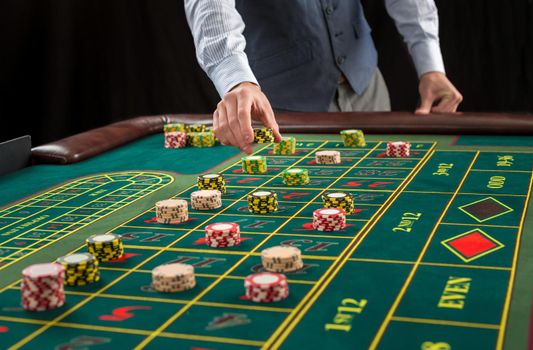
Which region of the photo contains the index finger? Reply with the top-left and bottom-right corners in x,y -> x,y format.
236,94 -> 255,145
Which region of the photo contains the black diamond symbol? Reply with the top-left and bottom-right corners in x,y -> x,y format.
459,197 -> 513,222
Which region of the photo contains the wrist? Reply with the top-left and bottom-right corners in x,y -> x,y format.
229,81 -> 260,92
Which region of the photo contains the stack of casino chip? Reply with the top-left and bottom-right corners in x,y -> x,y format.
313,208 -> 347,231
340,129 -> 366,147
164,131 -> 187,148
386,141 -> 411,157
253,128 -> 274,143
282,168 -> 309,186
273,136 -> 296,155
315,150 -> 341,164
163,123 -> 185,133
56,253 -> 100,286
205,222 -> 241,248
163,123 -> 187,148
185,123 -> 206,133
184,124 -> 206,146
86,234 -> 124,262
191,190 -> 222,210
155,199 -> 189,224
244,272 -> 289,303
242,155 -> 267,174
261,246 -> 303,273
187,131 -> 215,147
197,173 -> 226,194
21,263 -> 65,311
322,192 -> 355,215
248,190 -> 278,214
152,263 -> 196,293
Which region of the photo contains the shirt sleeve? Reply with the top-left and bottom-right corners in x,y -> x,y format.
184,0 -> 259,97
384,0 -> 446,77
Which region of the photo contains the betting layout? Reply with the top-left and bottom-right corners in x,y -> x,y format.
0,124 -> 531,350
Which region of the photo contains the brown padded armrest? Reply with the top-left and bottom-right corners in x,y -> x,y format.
31,112 -> 533,164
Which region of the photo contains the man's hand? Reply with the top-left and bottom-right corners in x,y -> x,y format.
213,82 -> 282,154
415,72 -> 463,114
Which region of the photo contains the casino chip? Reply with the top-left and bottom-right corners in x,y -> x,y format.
86,233 -> 124,262
155,199 -> 188,224
253,128 -> 274,143
56,253 -> 100,286
242,155 -> 267,174
191,190 -> 222,210
322,192 -> 355,215
340,129 -> 366,147
164,123 -> 185,133
187,131 -> 216,148
386,141 -> 411,157
313,208 -> 346,231
205,222 -> 241,248
185,124 -> 206,133
164,131 -> 187,148
197,173 -> 226,194
244,272 -> 289,303
273,136 -> 296,155
205,126 -> 219,144
248,190 -> 278,214
152,263 -> 196,293
315,150 -> 341,164
21,263 -> 66,311
282,168 -> 309,186
261,246 -> 304,273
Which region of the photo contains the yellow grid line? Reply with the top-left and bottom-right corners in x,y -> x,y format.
0,316 -> 266,348
7,142 -> 281,349
265,146 -> 436,349
0,172 -> 173,270
346,257 -> 511,271
440,222 -> 519,229
391,316 -> 500,330
117,225 -> 359,239
368,151 -> 480,349
133,141 -> 385,349
496,170 -> 533,349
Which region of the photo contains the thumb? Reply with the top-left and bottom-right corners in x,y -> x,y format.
415,94 -> 434,115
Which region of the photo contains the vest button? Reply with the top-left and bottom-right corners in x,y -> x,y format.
325,6 -> 334,15
337,55 -> 346,65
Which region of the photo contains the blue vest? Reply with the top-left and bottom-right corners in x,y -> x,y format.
235,0 -> 377,112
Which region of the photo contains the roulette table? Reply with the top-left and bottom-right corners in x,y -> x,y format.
0,112 -> 532,350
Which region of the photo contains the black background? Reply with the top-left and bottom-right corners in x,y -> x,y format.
0,0 -> 531,146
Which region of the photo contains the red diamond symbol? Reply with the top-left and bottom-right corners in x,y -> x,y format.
442,229 -> 504,262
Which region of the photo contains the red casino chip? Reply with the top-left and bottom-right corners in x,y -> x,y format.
205,222 -> 240,248
313,208 -> 346,231
386,141 -> 411,157
205,222 -> 240,235
244,272 -> 289,303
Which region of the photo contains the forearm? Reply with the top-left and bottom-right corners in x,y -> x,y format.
385,0 -> 445,77
184,0 -> 258,96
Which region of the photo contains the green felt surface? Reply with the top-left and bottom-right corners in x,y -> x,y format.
0,133 -> 241,206
0,133 -> 532,350
454,135 -> 533,147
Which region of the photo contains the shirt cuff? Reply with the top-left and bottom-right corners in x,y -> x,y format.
410,40 -> 446,78
209,53 -> 259,97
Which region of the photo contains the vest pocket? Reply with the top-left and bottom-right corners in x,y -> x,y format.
248,41 -> 314,80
